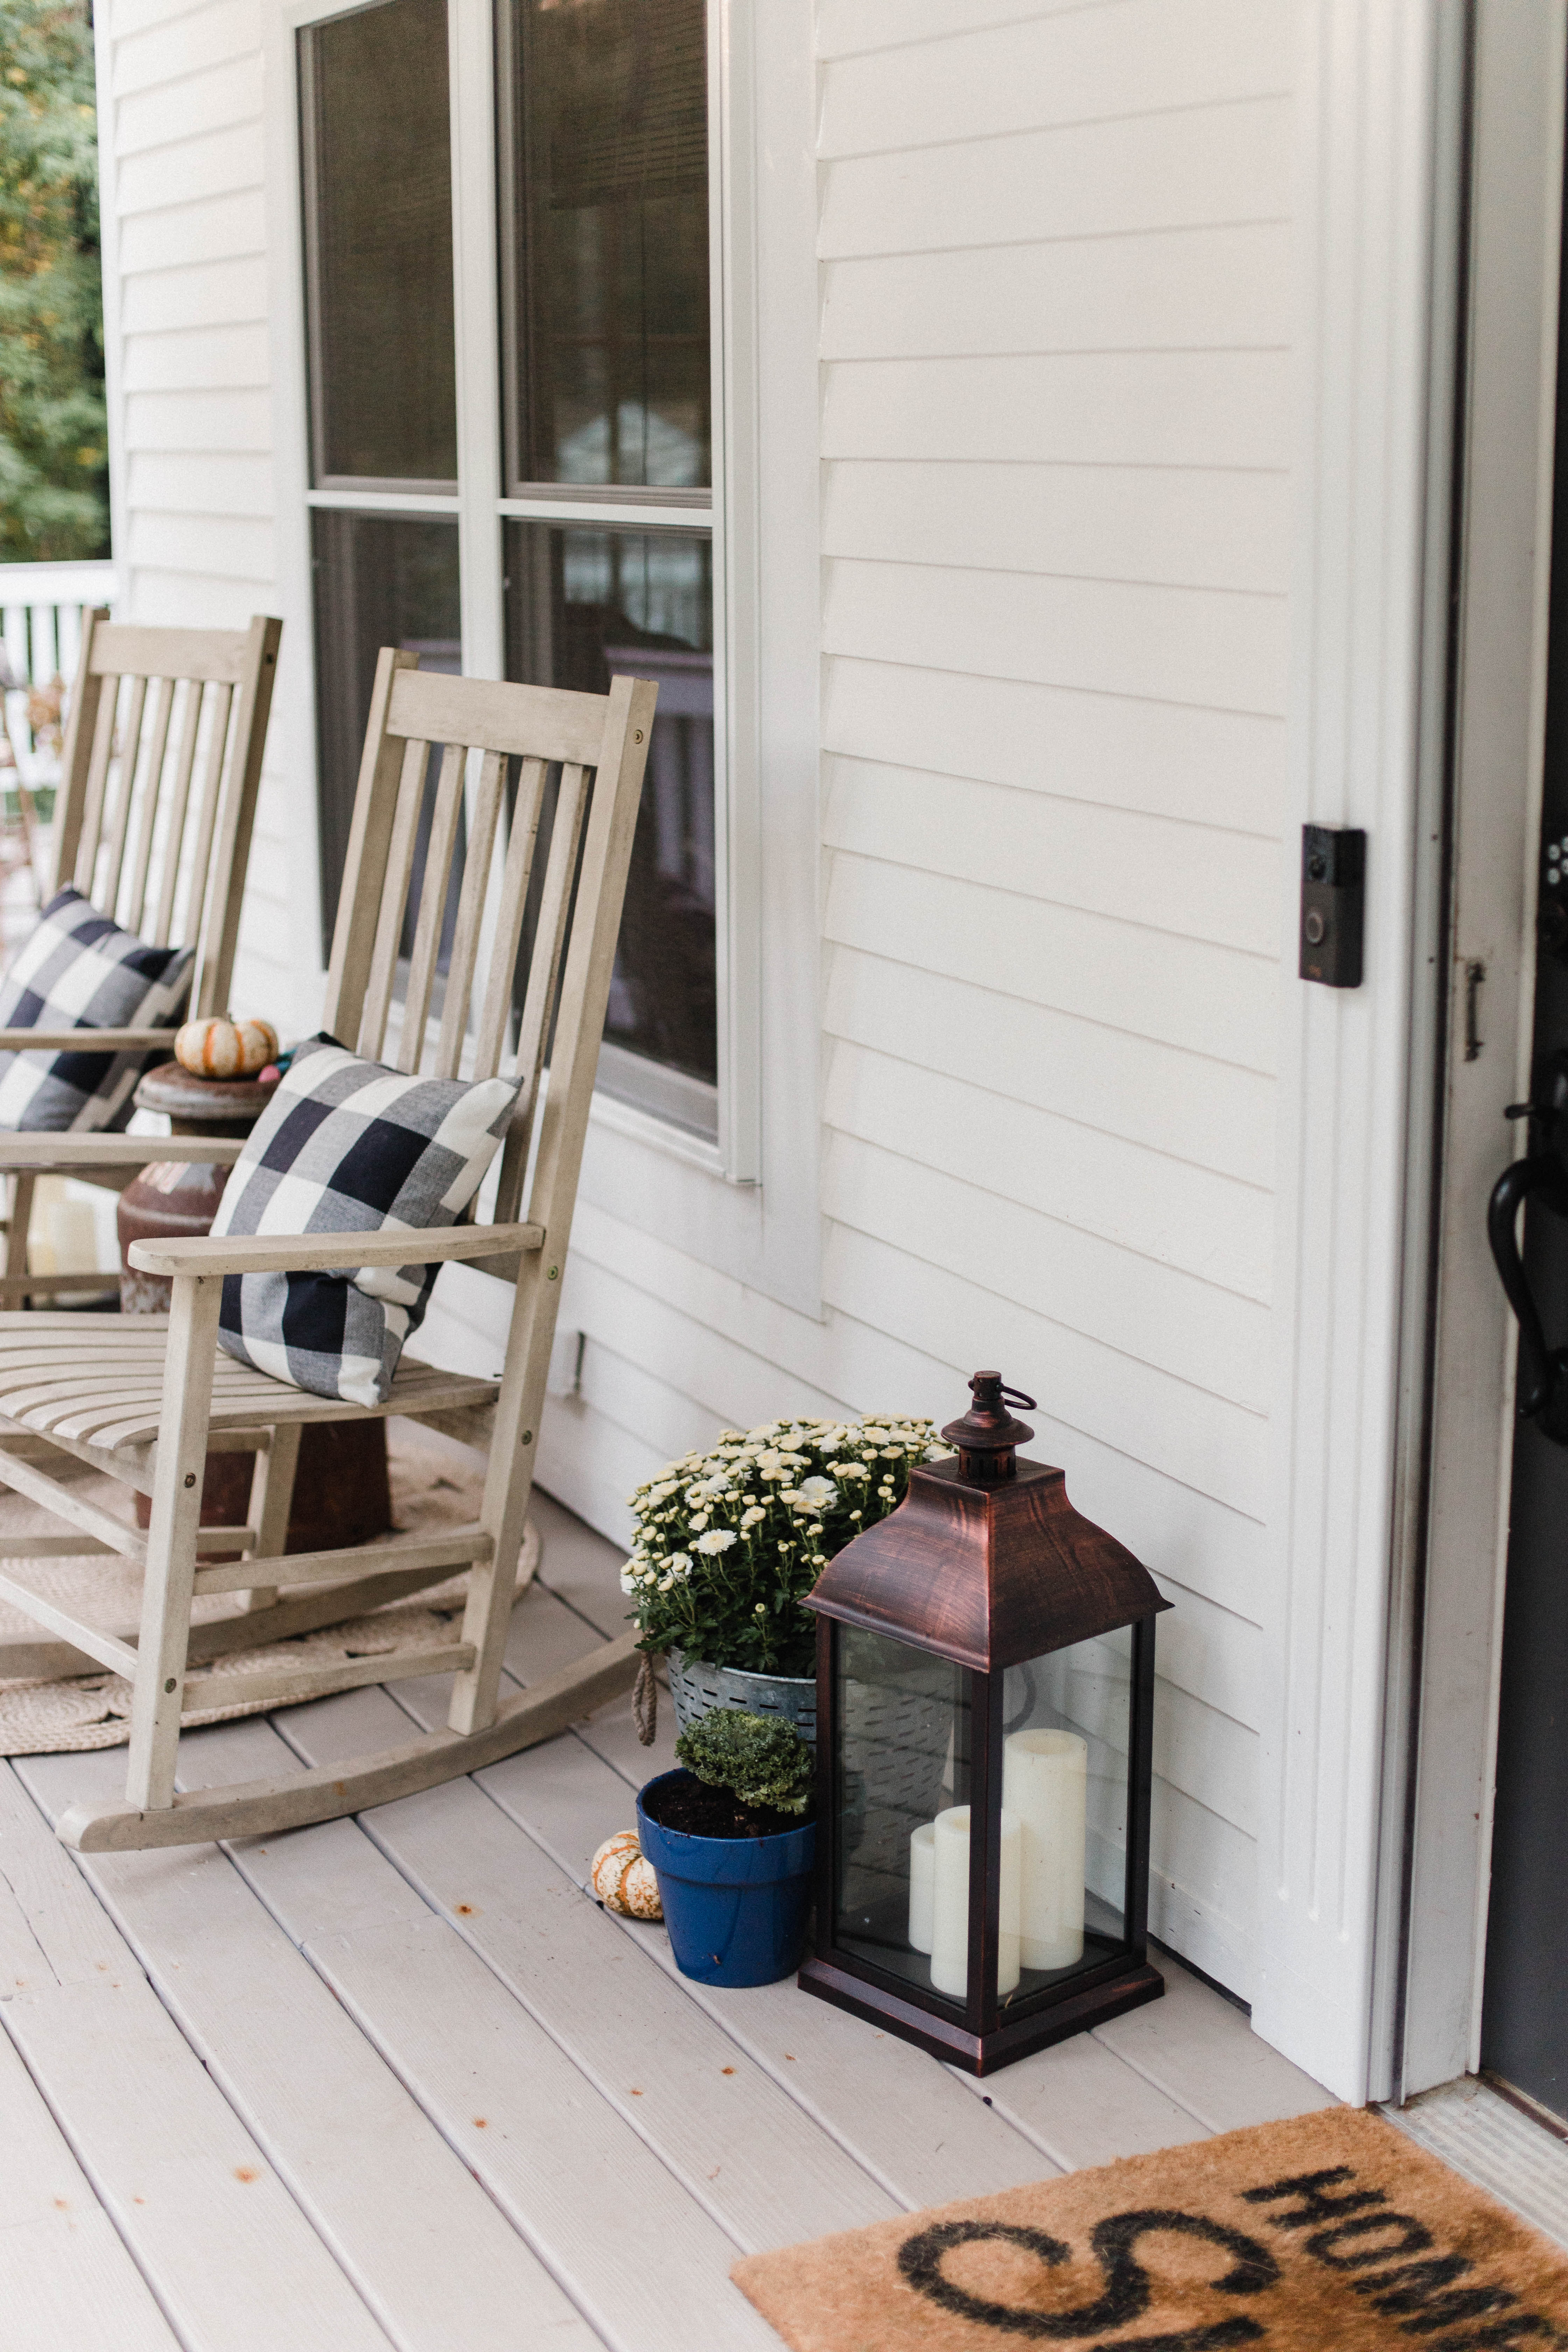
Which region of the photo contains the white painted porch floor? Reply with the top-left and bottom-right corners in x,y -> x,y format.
0,1490 -> 1348,2352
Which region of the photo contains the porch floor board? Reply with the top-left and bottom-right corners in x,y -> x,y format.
0,1489 -> 1342,2351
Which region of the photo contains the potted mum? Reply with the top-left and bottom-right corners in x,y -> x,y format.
638,1710 -> 816,1984
622,1414 -> 949,1745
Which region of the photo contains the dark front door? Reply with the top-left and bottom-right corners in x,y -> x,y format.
1482,177 -> 1568,2122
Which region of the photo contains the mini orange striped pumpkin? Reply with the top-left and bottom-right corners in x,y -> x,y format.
590,1831 -> 663,1920
174,1014 -> 279,1081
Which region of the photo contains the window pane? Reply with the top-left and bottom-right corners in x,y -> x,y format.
505,519 -> 716,1121
312,511 -> 461,955
999,1628 -> 1133,2017
301,0 -> 457,485
503,0 -> 710,490
834,1627 -> 973,2015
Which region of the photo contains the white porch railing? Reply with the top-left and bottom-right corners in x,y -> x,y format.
0,559 -> 118,794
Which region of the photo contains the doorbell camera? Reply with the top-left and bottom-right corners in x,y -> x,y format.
1300,824 -> 1366,989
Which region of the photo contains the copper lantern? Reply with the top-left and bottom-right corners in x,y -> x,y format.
798,1372 -> 1171,2074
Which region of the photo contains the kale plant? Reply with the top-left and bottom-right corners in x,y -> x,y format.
675,1709 -> 814,1818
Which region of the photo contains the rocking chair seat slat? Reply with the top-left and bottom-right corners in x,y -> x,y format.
0,1312 -> 500,1451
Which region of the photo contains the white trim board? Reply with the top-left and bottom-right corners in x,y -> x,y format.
1254,0 -> 1466,2105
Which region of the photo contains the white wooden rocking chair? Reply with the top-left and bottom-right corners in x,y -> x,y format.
0,650 -> 655,1850
0,609 -> 284,1304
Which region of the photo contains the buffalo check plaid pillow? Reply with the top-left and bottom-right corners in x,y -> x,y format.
209,1034 -> 520,1409
0,886 -> 195,1132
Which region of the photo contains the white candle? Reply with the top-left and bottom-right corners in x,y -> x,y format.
929,1805 -> 1022,1998
908,1821 -> 936,1953
1003,1729 -> 1088,1970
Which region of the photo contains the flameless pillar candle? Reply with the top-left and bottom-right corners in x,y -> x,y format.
1002,1728 -> 1087,1970
908,1821 -> 935,1953
929,1805 -> 1021,1998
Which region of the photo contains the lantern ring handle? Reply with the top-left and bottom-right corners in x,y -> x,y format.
999,1385 -> 1037,1412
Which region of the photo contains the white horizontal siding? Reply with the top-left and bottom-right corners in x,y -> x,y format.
820,97 -> 1290,257
817,0 -> 1290,156
112,0 -> 258,94
825,353 -> 1288,472
825,758 -> 1281,955
821,1051 -> 1273,1308
824,947 -> 1276,1188
822,463 -> 1291,596
115,53 -> 261,153
118,190 -> 265,273
825,659 -> 1284,834
120,256 -> 268,335
102,0 -> 306,1033
822,225 -> 1290,358
826,855 -> 1279,1072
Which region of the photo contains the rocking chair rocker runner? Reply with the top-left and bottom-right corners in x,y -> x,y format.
0,650 -> 657,1850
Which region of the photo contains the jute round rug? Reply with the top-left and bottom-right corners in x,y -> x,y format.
733,2104 -> 1568,2351
0,1420 -> 538,1754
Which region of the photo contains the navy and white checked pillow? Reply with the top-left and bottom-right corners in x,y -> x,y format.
0,887 -> 195,1133
210,1035 -> 520,1409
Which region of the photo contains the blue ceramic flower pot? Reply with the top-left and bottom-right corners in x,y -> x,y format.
636,1769 -> 816,1988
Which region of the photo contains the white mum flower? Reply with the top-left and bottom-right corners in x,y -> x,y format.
618,1564 -> 640,1594
797,1475 -> 836,1506
694,1529 -> 738,1555
668,1552 -> 693,1578
925,1443 -> 954,1461
741,1506 -> 765,1528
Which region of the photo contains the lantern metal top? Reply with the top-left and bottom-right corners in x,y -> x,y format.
941,1370 -> 1036,1484
806,1372 -> 1170,1671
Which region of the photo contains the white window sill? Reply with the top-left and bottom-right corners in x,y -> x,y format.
587,1084 -> 752,1184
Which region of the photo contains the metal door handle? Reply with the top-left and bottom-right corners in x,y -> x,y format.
1488,1152 -> 1568,1435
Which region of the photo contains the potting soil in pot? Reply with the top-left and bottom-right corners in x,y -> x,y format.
639,1768 -> 803,1842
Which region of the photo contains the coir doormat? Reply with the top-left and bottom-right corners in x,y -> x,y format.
733,2105 -> 1568,2351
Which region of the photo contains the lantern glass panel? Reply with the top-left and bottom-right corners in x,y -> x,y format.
832,1626 -> 971,2010
997,1624 -> 1134,2012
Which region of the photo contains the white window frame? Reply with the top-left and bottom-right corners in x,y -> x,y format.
261,0 -> 821,1313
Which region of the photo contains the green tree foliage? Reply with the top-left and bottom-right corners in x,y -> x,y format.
0,0 -> 108,562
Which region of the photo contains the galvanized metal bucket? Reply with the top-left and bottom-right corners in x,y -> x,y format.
666,1648 -> 817,1749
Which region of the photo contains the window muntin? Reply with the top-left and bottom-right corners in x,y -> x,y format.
500,0 -> 710,494
300,0 -> 458,489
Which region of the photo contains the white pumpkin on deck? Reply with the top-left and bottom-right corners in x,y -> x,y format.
174,1014 -> 279,1081
590,1831 -> 663,1920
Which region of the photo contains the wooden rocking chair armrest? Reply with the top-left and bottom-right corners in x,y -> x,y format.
0,1028 -> 180,1052
128,1220 -> 545,1278
0,1134 -> 246,1172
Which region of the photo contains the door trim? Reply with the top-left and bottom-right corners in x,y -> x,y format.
1399,0 -> 1567,2100
1255,0 -> 1471,2105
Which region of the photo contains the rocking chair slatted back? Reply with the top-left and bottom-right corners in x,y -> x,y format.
321,649 -> 656,1276
52,610 -> 282,1016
